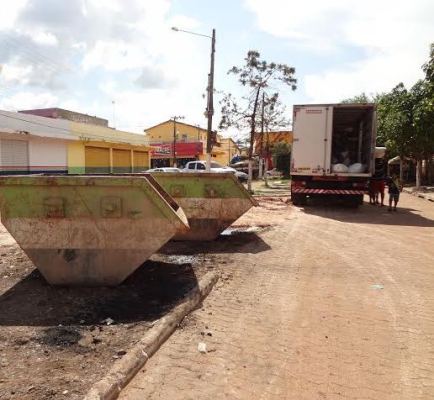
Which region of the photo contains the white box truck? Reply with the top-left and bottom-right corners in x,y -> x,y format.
291,103 -> 376,205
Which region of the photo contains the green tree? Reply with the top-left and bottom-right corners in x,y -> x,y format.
256,93 -> 290,159
219,50 -> 296,191
344,44 -> 434,186
271,142 -> 291,178
341,93 -> 372,104
417,43 -> 434,184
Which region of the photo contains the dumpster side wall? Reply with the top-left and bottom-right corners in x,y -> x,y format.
0,175 -> 188,285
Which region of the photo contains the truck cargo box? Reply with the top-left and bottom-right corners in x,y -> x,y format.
290,104 -> 376,206
291,104 -> 376,177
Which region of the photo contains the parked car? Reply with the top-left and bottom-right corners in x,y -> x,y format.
234,170 -> 248,182
147,167 -> 182,173
229,160 -> 259,179
184,161 -> 247,183
263,168 -> 282,179
184,161 -> 229,173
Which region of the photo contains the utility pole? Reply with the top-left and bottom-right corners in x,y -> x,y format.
171,26 -> 216,172
205,29 -> 216,171
112,100 -> 116,129
228,138 -> 231,165
259,91 -> 265,178
171,115 -> 184,167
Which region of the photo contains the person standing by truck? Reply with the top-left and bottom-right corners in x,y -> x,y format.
387,174 -> 402,211
376,177 -> 386,206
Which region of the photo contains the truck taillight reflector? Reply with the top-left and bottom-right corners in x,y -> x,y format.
292,180 -> 306,188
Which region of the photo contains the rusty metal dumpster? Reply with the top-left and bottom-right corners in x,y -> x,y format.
0,175 -> 188,286
151,172 -> 257,240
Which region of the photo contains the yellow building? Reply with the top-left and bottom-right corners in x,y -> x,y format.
215,137 -> 240,165
68,122 -> 151,174
144,120 -> 236,167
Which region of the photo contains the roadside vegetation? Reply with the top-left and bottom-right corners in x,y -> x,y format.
343,44 -> 434,187
219,50 -> 296,191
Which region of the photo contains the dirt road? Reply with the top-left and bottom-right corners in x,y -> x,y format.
121,193 -> 434,400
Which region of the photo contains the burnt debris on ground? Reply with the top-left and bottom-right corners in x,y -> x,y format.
0,248 -> 212,400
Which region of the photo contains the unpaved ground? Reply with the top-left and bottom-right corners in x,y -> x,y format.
0,222 -> 219,399
122,193 -> 434,400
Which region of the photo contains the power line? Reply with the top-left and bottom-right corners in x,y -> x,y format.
0,110 -> 71,133
0,32 -> 73,73
0,111 -> 150,145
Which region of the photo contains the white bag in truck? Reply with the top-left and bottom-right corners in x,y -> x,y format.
348,163 -> 365,173
332,163 -> 349,173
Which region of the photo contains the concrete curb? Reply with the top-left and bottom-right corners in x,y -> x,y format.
84,270 -> 219,400
403,188 -> 434,202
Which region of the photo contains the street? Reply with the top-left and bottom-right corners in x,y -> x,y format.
121,193 -> 434,400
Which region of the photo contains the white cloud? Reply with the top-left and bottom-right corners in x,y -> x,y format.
0,91 -> 58,111
82,40 -> 148,71
32,31 -> 58,46
0,64 -> 33,84
0,0 -> 212,131
0,0 -> 28,30
245,0 -> 434,101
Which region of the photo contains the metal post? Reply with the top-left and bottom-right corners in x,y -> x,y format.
228,139 -> 231,165
173,118 -> 177,168
259,92 -> 265,178
205,29 -> 216,172
171,115 -> 184,167
112,100 -> 116,129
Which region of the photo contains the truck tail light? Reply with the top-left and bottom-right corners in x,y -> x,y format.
292,180 -> 306,188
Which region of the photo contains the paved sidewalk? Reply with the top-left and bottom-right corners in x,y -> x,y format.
121,194 -> 434,400
403,186 -> 434,202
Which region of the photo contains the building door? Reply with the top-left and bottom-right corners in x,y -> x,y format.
112,149 -> 131,173
85,146 -> 110,173
133,151 -> 149,172
151,158 -> 170,168
0,139 -> 29,174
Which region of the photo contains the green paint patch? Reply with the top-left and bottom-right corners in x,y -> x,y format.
0,176 -> 179,222
153,173 -> 250,199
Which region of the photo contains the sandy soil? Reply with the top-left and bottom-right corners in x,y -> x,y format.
121,193 -> 434,400
0,229 -> 216,399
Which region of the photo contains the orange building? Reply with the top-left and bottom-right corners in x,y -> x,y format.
254,130 -> 293,155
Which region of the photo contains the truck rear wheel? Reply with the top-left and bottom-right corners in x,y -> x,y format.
292,193 -> 307,206
347,195 -> 362,207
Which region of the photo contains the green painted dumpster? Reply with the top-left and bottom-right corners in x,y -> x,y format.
0,175 -> 188,286
152,172 -> 257,240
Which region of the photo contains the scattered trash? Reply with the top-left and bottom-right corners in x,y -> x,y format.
197,342 -> 207,354
221,225 -> 269,236
62,390 -> 69,395
38,327 -> 82,347
371,284 -> 384,290
102,317 -> 114,325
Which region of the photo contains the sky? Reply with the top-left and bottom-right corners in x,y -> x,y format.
0,0 -> 433,137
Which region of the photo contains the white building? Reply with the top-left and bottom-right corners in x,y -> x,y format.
0,109 -> 151,174
0,110 -> 74,174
